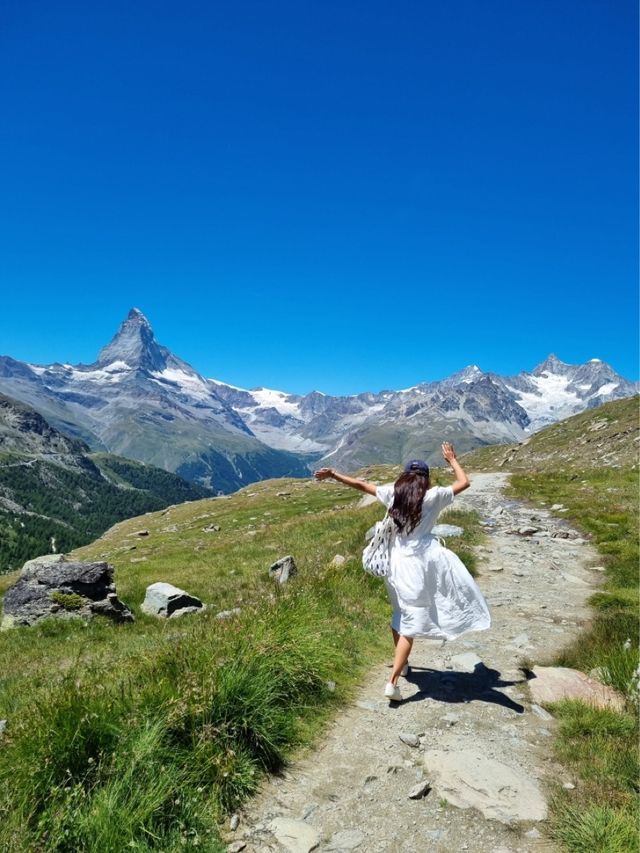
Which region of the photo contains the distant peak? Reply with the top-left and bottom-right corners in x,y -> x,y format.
532,353 -> 570,376
127,307 -> 150,324
97,309 -> 166,371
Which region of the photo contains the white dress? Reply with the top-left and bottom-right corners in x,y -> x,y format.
376,483 -> 491,640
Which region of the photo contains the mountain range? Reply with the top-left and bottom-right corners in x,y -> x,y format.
0,308 -> 635,490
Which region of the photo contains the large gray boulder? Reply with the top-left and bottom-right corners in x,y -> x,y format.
1,556 -> 134,628
141,582 -> 204,618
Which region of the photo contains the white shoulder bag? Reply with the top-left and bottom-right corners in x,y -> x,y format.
362,512 -> 395,577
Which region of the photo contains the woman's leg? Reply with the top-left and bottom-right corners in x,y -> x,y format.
389,635 -> 414,685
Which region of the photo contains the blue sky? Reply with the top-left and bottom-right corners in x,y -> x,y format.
1,1 -> 637,394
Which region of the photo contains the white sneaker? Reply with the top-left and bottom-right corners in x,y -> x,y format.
400,663 -> 410,677
384,682 -> 403,702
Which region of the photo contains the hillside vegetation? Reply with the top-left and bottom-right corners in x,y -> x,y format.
461,396 -> 639,472
0,467 -> 481,852
0,393 -> 211,572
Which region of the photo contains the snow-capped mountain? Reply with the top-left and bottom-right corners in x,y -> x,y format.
0,309 -> 309,492
500,354 -> 635,431
0,307 -> 635,488
210,354 -> 636,469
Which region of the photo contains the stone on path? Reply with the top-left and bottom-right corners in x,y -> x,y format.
399,732 -> 420,747
269,817 -> 319,853
432,523 -> 464,538
408,780 -> 431,800
141,582 -> 204,619
325,828 -> 365,850
450,652 -> 483,672
269,555 -> 298,584
423,747 -> 547,823
529,666 -> 626,712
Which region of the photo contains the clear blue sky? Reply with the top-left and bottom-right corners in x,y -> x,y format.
1,1 -> 637,394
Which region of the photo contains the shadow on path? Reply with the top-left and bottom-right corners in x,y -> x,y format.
402,663 -> 526,713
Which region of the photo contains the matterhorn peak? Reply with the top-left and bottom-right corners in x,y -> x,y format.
96,308 -> 167,371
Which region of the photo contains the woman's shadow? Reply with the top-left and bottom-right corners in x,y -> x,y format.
401,662 -> 526,714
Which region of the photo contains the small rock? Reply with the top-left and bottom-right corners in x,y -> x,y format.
441,713 -> 460,727
518,526 -> 540,536
551,504 -> 565,511
203,524 -> 221,532
588,565 -> 606,572
0,720 -> 6,737
134,529 -> 150,537
451,652 -> 482,672
487,565 -> 504,572
325,680 -> 336,692
229,814 -> 240,831
563,782 -> 576,790
432,524 -> 464,538
269,817 -> 319,852
408,780 -> 431,800
426,829 -> 446,841
525,828 -> 542,839
227,843 -> 246,853
399,733 -> 420,748
325,829 -> 365,850
330,554 -> 346,567
215,608 -> 242,620
276,491 -> 292,497
269,556 -> 298,584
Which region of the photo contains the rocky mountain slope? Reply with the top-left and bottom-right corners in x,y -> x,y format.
211,354 -> 636,469
0,308 -> 634,487
460,396 -> 639,472
0,309 -> 310,492
0,393 -> 210,572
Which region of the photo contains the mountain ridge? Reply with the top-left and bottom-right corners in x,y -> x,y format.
0,308 -> 635,486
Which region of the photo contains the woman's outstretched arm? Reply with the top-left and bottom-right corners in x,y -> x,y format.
441,442 -> 470,495
314,467 -> 377,495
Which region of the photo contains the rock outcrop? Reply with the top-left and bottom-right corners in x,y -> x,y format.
1,555 -> 134,628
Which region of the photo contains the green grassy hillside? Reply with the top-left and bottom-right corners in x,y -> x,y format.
461,396 -> 639,472
0,452 -> 210,573
0,468 -> 481,852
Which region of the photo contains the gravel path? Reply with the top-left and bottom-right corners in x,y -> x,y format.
227,474 -> 601,853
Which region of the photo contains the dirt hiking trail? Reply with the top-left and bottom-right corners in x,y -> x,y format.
228,473 -> 602,853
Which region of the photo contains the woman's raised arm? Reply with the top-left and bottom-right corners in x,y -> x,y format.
314,467 -> 377,495
441,442 -> 470,495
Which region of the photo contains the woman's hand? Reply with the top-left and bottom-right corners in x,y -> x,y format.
441,442 -> 457,464
314,467 -> 335,481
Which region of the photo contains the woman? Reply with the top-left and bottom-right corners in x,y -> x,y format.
314,443 -> 491,702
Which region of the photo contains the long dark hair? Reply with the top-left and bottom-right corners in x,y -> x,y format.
389,471 -> 430,534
